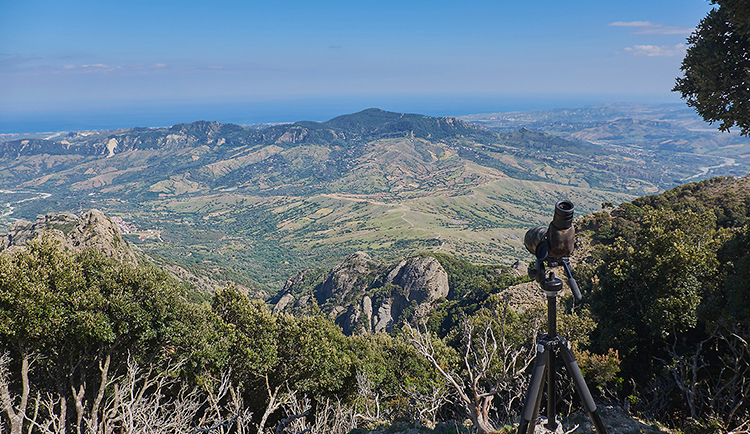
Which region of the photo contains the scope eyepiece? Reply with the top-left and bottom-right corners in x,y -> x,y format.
552,200 -> 574,230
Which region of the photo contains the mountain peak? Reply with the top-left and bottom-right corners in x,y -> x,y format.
324,108 -> 407,130
323,108 -> 492,141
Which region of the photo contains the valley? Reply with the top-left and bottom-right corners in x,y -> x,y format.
2,105 -> 749,295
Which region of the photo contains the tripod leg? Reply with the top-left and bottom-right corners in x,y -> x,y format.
546,348 -> 557,431
530,364 -> 545,432
519,344 -> 548,434
559,341 -> 608,434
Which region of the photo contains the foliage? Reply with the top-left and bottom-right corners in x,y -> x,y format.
0,236 -> 213,361
352,332 -> 446,398
0,236 -> 228,433
575,346 -> 621,391
424,253 -> 524,338
674,0 -> 750,135
713,223 -> 750,323
592,208 -> 719,352
212,286 -> 279,380
579,175 -> 750,429
275,314 -> 356,396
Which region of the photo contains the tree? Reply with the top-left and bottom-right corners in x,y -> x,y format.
673,0 -> 750,135
275,315 -> 355,397
0,236 -> 220,434
580,179 -> 750,427
212,287 -> 278,381
406,302 -> 538,434
591,208 -> 720,381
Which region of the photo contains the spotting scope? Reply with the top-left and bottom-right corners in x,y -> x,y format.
523,200 -> 581,300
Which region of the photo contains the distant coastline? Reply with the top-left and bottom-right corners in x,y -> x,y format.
0,93 -> 684,134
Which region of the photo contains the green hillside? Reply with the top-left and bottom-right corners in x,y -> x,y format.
574,175 -> 750,431
1,108 -> 747,293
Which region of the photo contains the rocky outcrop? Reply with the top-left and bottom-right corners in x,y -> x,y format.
385,256 -> 449,304
316,251 -> 380,303
0,209 -> 268,296
1,209 -> 138,265
274,252 -> 450,335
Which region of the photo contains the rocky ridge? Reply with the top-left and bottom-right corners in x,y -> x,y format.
0,209 -> 265,297
273,252 -> 450,334
1,209 -> 138,265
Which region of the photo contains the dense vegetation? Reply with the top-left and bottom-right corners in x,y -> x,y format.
577,175 -> 750,432
0,237 -> 558,434
4,175 -> 750,433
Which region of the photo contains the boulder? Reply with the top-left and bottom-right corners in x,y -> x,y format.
317,251 -> 380,303
385,255 -> 449,303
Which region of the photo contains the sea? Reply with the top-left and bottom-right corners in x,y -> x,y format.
0,93 -> 683,134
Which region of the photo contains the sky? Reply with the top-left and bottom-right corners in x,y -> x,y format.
0,0 -> 715,132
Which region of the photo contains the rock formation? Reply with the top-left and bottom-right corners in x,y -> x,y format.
1,209 -> 138,265
273,252 -> 450,335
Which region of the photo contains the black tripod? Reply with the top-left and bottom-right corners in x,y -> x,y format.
518,269 -> 607,434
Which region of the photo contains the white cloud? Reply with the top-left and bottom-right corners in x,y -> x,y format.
623,44 -> 687,57
76,63 -> 122,73
609,21 -> 694,35
637,26 -> 694,35
610,21 -> 655,27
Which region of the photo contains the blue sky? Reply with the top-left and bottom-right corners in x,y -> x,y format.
0,0 -> 714,132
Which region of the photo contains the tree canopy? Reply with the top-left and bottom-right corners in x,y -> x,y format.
673,0 -> 750,135
578,176 -> 750,429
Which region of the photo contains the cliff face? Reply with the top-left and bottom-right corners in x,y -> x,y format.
1,209 -> 138,265
273,252 -> 449,335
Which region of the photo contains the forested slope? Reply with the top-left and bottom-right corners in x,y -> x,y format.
576,175 -> 750,432
3,174 -> 750,433
0,230 -> 614,434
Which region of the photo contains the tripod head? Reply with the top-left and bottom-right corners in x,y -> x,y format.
524,200 -> 581,300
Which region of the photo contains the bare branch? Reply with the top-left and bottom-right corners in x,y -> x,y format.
258,375 -> 290,434
406,324 -> 471,407
0,352 -> 32,434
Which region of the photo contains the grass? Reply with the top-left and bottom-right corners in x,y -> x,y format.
115,175 -> 638,293
2,122 -> 683,295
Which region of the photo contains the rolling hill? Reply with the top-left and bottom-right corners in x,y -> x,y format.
1,107 -> 747,294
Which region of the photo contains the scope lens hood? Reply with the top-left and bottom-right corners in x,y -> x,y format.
524,225 -> 548,255
552,200 -> 574,229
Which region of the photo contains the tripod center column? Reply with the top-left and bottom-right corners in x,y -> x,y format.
543,272 -> 563,338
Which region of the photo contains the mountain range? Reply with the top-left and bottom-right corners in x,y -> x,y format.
1,105 -> 748,294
